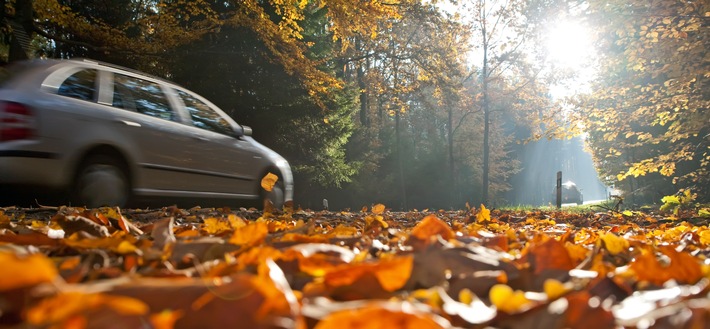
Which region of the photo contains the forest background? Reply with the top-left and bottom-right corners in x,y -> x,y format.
2,0 -> 708,210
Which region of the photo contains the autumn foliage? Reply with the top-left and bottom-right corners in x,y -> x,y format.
2,203 -> 710,328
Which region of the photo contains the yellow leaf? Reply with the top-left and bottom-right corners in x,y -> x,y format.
476,204 -> 491,223
365,214 -> 389,228
0,252 -> 58,291
489,284 -> 532,313
202,217 -> 232,235
543,279 -> 569,300
699,229 -> 710,246
599,232 -> 629,255
150,309 -> 184,329
459,288 -> 474,304
261,173 -> 279,192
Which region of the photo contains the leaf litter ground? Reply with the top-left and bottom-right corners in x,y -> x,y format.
1,203 -> 710,328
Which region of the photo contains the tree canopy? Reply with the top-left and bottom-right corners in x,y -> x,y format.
577,0 -> 709,203
1,0 -> 707,208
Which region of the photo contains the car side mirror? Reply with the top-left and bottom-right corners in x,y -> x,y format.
241,125 -> 253,137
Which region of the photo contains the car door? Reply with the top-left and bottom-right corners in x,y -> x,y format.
105,71 -> 200,194
172,88 -> 261,197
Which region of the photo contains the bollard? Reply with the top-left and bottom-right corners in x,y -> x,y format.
556,171 -> 562,209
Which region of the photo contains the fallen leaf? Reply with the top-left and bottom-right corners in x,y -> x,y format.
489,283 -> 533,313
261,173 -> 279,192
314,303 -> 446,329
0,251 -> 58,291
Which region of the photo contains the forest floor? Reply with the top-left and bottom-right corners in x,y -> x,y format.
1,202 -> 710,328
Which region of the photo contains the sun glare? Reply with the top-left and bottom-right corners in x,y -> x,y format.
546,20 -> 594,70
545,19 -> 597,98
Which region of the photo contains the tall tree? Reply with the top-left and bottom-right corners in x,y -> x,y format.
340,1 -> 469,209
578,0 -> 710,202
461,0 -> 557,204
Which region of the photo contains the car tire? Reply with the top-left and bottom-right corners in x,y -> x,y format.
260,174 -> 285,210
73,155 -> 130,208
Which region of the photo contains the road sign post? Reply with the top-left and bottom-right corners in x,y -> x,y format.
556,171 -> 562,209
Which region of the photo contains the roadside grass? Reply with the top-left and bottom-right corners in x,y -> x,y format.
500,199 -> 620,213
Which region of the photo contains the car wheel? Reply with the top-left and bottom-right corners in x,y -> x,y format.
73,155 -> 130,208
261,176 -> 285,210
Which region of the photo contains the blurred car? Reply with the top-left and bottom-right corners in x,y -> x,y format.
552,181 -> 583,205
0,58 -> 293,208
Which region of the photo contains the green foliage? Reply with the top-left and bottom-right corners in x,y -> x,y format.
660,189 -> 697,215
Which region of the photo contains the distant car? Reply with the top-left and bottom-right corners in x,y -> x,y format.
0,58 -> 293,208
552,181 -> 583,205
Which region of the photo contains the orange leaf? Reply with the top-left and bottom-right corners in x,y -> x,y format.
63,232 -> 139,254
314,304 -> 445,329
327,225 -> 359,238
372,204 -> 386,215
26,292 -> 148,326
410,214 -> 455,242
629,246 -> 703,285
0,251 -> 58,291
261,172 -> 279,192
527,236 -> 575,274
150,310 -> 184,329
324,256 -> 413,292
564,291 -> 616,329
229,221 -> 269,246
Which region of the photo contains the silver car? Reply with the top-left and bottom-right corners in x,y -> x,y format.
0,58 -> 293,208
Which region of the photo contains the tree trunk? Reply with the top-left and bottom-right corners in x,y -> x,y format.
8,0 -> 33,62
447,105 -> 455,208
395,111 -> 408,210
356,40 -> 369,127
481,19 -> 490,205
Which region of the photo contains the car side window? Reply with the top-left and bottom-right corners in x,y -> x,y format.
114,74 -> 174,121
177,90 -> 234,136
58,69 -> 97,101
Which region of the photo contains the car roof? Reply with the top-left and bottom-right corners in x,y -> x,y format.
2,58 -> 178,89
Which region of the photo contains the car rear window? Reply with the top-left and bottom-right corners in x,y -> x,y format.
58,69 -> 97,101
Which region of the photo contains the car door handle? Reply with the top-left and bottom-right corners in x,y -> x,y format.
115,120 -> 141,127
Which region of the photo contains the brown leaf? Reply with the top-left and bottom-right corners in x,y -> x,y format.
151,217 -> 176,251
53,214 -> 110,238
526,236 -> 575,275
